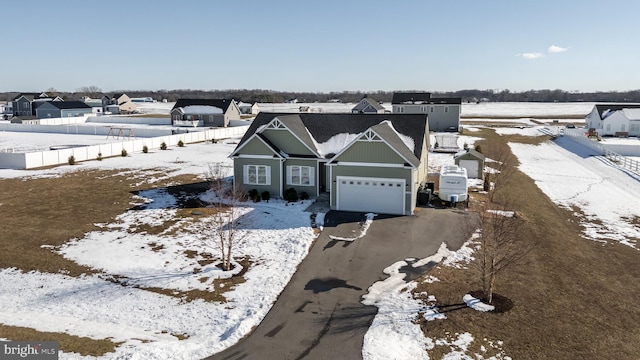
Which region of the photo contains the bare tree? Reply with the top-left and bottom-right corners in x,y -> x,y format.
207,163 -> 246,272
465,142 -> 534,304
76,85 -> 102,98
468,200 -> 532,303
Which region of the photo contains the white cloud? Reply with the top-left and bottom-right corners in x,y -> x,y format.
518,52 -> 545,60
548,45 -> 568,53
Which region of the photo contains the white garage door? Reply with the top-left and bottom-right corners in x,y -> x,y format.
459,160 -> 479,178
336,176 -> 405,215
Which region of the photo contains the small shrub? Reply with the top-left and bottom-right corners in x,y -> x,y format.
261,191 -> 270,202
178,140 -> 184,147
121,149 -> 128,157
248,189 -> 259,200
483,174 -> 491,192
475,144 -> 483,154
284,188 -> 298,202
252,194 -> 261,203
142,145 -> 148,153
67,155 -> 75,165
300,192 -> 309,201
160,142 -> 167,150
97,152 -> 102,161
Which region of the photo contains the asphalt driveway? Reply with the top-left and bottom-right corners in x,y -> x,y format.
206,207 -> 470,360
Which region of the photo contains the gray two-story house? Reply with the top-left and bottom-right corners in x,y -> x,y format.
392,92 -> 461,132
171,99 -> 242,127
11,92 -> 61,117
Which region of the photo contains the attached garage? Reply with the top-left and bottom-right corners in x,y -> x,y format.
336,176 -> 406,215
454,149 -> 485,179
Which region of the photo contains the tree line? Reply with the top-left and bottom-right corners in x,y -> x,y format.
2,87 -> 640,103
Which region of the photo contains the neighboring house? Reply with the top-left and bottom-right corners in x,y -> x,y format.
10,116 -> 39,125
82,95 -> 110,113
118,101 -> 137,114
238,102 -> 260,115
35,101 -> 92,118
130,97 -> 155,103
111,93 -> 131,105
11,92 -> 52,116
584,104 -> 640,137
391,92 -> 461,132
351,97 -> 386,114
230,113 -> 430,215
0,101 -> 12,115
170,99 -> 242,127
454,148 -> 485,179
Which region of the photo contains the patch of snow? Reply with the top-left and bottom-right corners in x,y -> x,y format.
315,133 -> 359,157
180,105 -> 223,115
328,213 -> 376,241
463,294 -> 495,312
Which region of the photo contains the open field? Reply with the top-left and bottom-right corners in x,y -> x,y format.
0,104 -> 639,359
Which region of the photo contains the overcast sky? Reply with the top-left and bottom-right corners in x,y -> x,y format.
3,0 -> 639,93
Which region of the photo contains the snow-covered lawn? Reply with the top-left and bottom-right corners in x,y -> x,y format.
510,136 -> 640,248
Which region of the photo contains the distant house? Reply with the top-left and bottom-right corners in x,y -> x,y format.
170,99 -> 242,127
35,101 -> 92,118
11,92 -> 58,116
584,104 -> 640,137
0,101 -> 12,115
238,102 -> 260,115
111,93 -> 131,105
230,113 -> 430,215
108,93 -> 137,114
391,92 -> 461,132
454,148 -> 485,179
82,95 -> 110,113
351,97 -> 386,114
130,97 -> 155,103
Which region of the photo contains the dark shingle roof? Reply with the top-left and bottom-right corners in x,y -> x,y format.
391,92 -> 431,104
47,101 -> 91,110
595,104 -> 640,119
235,113 -> 428,160
172,99 -> 235,112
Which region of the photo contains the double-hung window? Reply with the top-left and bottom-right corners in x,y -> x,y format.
287,166 -> 314,186
243,165 -> 270,185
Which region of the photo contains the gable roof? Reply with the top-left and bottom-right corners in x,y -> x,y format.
353,97 -> 386,112
454,148 -> 485,160
366,121 -> 420,167
595,104 -> 640,119
234,113 -> 428,160
171,99 -> 236,113
391,92 -> 431,104
12,92 -> 49,101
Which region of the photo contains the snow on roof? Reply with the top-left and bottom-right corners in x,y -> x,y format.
315,133 -> 359,157
379,120 -> 415,153
180,105 -> 223,115
622,108 -> 640,120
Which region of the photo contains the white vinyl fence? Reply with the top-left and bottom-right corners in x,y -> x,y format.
563,128 -> 640,176
0,126 -> 248,170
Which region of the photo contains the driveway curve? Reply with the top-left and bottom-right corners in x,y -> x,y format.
206,207 -> 470,360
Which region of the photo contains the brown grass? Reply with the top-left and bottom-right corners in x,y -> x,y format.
0,169 -> 243,354
415,128 -> 640,359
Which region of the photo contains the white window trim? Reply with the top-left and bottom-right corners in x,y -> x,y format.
286,165 -> 314,186
243,164 -> 271,185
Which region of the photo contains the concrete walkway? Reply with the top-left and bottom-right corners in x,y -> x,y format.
206,207 -> 470,360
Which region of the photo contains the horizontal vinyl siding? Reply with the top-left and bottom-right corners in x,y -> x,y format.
233,157 -> 281,198
261,128 -> 315,156
335,141 -> 406,164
